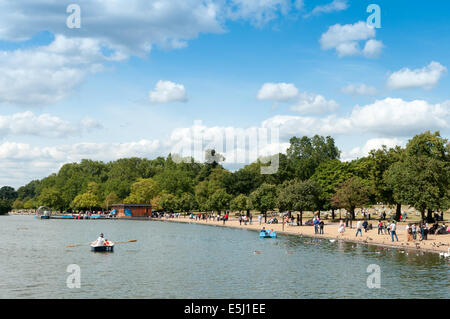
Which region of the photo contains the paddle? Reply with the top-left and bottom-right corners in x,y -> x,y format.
66,239 -> 137,247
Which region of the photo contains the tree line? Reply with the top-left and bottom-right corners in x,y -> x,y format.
1,131 -> 448,222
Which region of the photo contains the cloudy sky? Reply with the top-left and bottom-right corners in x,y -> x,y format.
0,0 -> 449,188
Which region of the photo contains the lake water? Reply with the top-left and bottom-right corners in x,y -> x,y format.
0,215 -> 448,299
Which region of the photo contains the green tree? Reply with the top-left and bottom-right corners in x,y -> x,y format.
311,159 -> 353,217
12,199 -> 24,210
104,192 -> 120,210
286,135 -> 341,181
23,198 -> 37,210
249,183 -> 278,222
124,178 -> 159,203
177,193 -> 197,213
0,186 -> 18,201
230,194 -> 250,214
71,192 -> 101,210
159,192 -> 177,212
0,199 -> 12,215
368,146 -> 404,220
385,131 -> 449,221
278,179 -> 321,225
208,189 -> 232,214
331,177 -> 370,220
38,187 -> 65,211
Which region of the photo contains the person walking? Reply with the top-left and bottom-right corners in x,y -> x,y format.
356,221 -> 363,237
363,219 -> 368,232
391,221 -> 398,242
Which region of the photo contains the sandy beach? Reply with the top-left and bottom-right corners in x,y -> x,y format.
160,215 -> 450,254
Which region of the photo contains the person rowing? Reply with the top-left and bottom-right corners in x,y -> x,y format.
92,233 -> 105,247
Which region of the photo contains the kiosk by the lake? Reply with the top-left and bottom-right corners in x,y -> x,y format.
111,203 -> 152,218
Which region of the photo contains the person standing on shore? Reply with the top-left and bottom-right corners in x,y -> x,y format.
356,221 -> 363,237
338,220 -> 345,235
314,217 -> 319,234
319,220 -> 324,234
411,223 -> 417,240
378,221 -> 383,235
406,223 -> 413,241
391,221 -> 398,242
258,215 -> 262,225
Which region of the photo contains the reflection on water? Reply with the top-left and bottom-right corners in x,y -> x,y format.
0,215 -> 448,299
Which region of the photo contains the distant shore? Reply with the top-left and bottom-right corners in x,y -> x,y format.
157,215 -> 450,254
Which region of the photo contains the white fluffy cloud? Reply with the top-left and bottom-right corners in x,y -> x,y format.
0,0 -> 303,56
0,0 -> 224,56
257,82 -> 299,101
387,61 -> 447,90
262,97 -> 449,138
257,83 -> 338,114
362,39 -> 384,58
0,35 -> 109,106
306,0 -> 348,17
0,1 -> 302,107
0,111 -> 102,138
0,139 -> 162,187
342,84 -> 377,96
290,92 -> 339,114
342,137 -> 404,161
320,21 -> 383,58
149,80 -> 188,104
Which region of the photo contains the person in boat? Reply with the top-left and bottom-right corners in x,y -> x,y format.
104,239 -> 111,246
261,227 -> 266,234
92,233 -> 105,246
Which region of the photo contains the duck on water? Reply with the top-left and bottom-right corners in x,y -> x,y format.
91,233 -> 114,252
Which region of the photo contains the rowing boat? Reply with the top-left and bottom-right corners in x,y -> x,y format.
90,243 -> 114,252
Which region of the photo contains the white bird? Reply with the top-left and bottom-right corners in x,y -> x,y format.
439,252 -> 449,258
329,239 -> 336,243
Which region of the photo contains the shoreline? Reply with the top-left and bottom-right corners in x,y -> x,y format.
155,216 -> 450,255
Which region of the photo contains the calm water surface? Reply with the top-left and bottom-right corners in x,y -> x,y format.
0,215 -> 448,298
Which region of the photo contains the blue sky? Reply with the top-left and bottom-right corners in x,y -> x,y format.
0,0 -> 449,188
